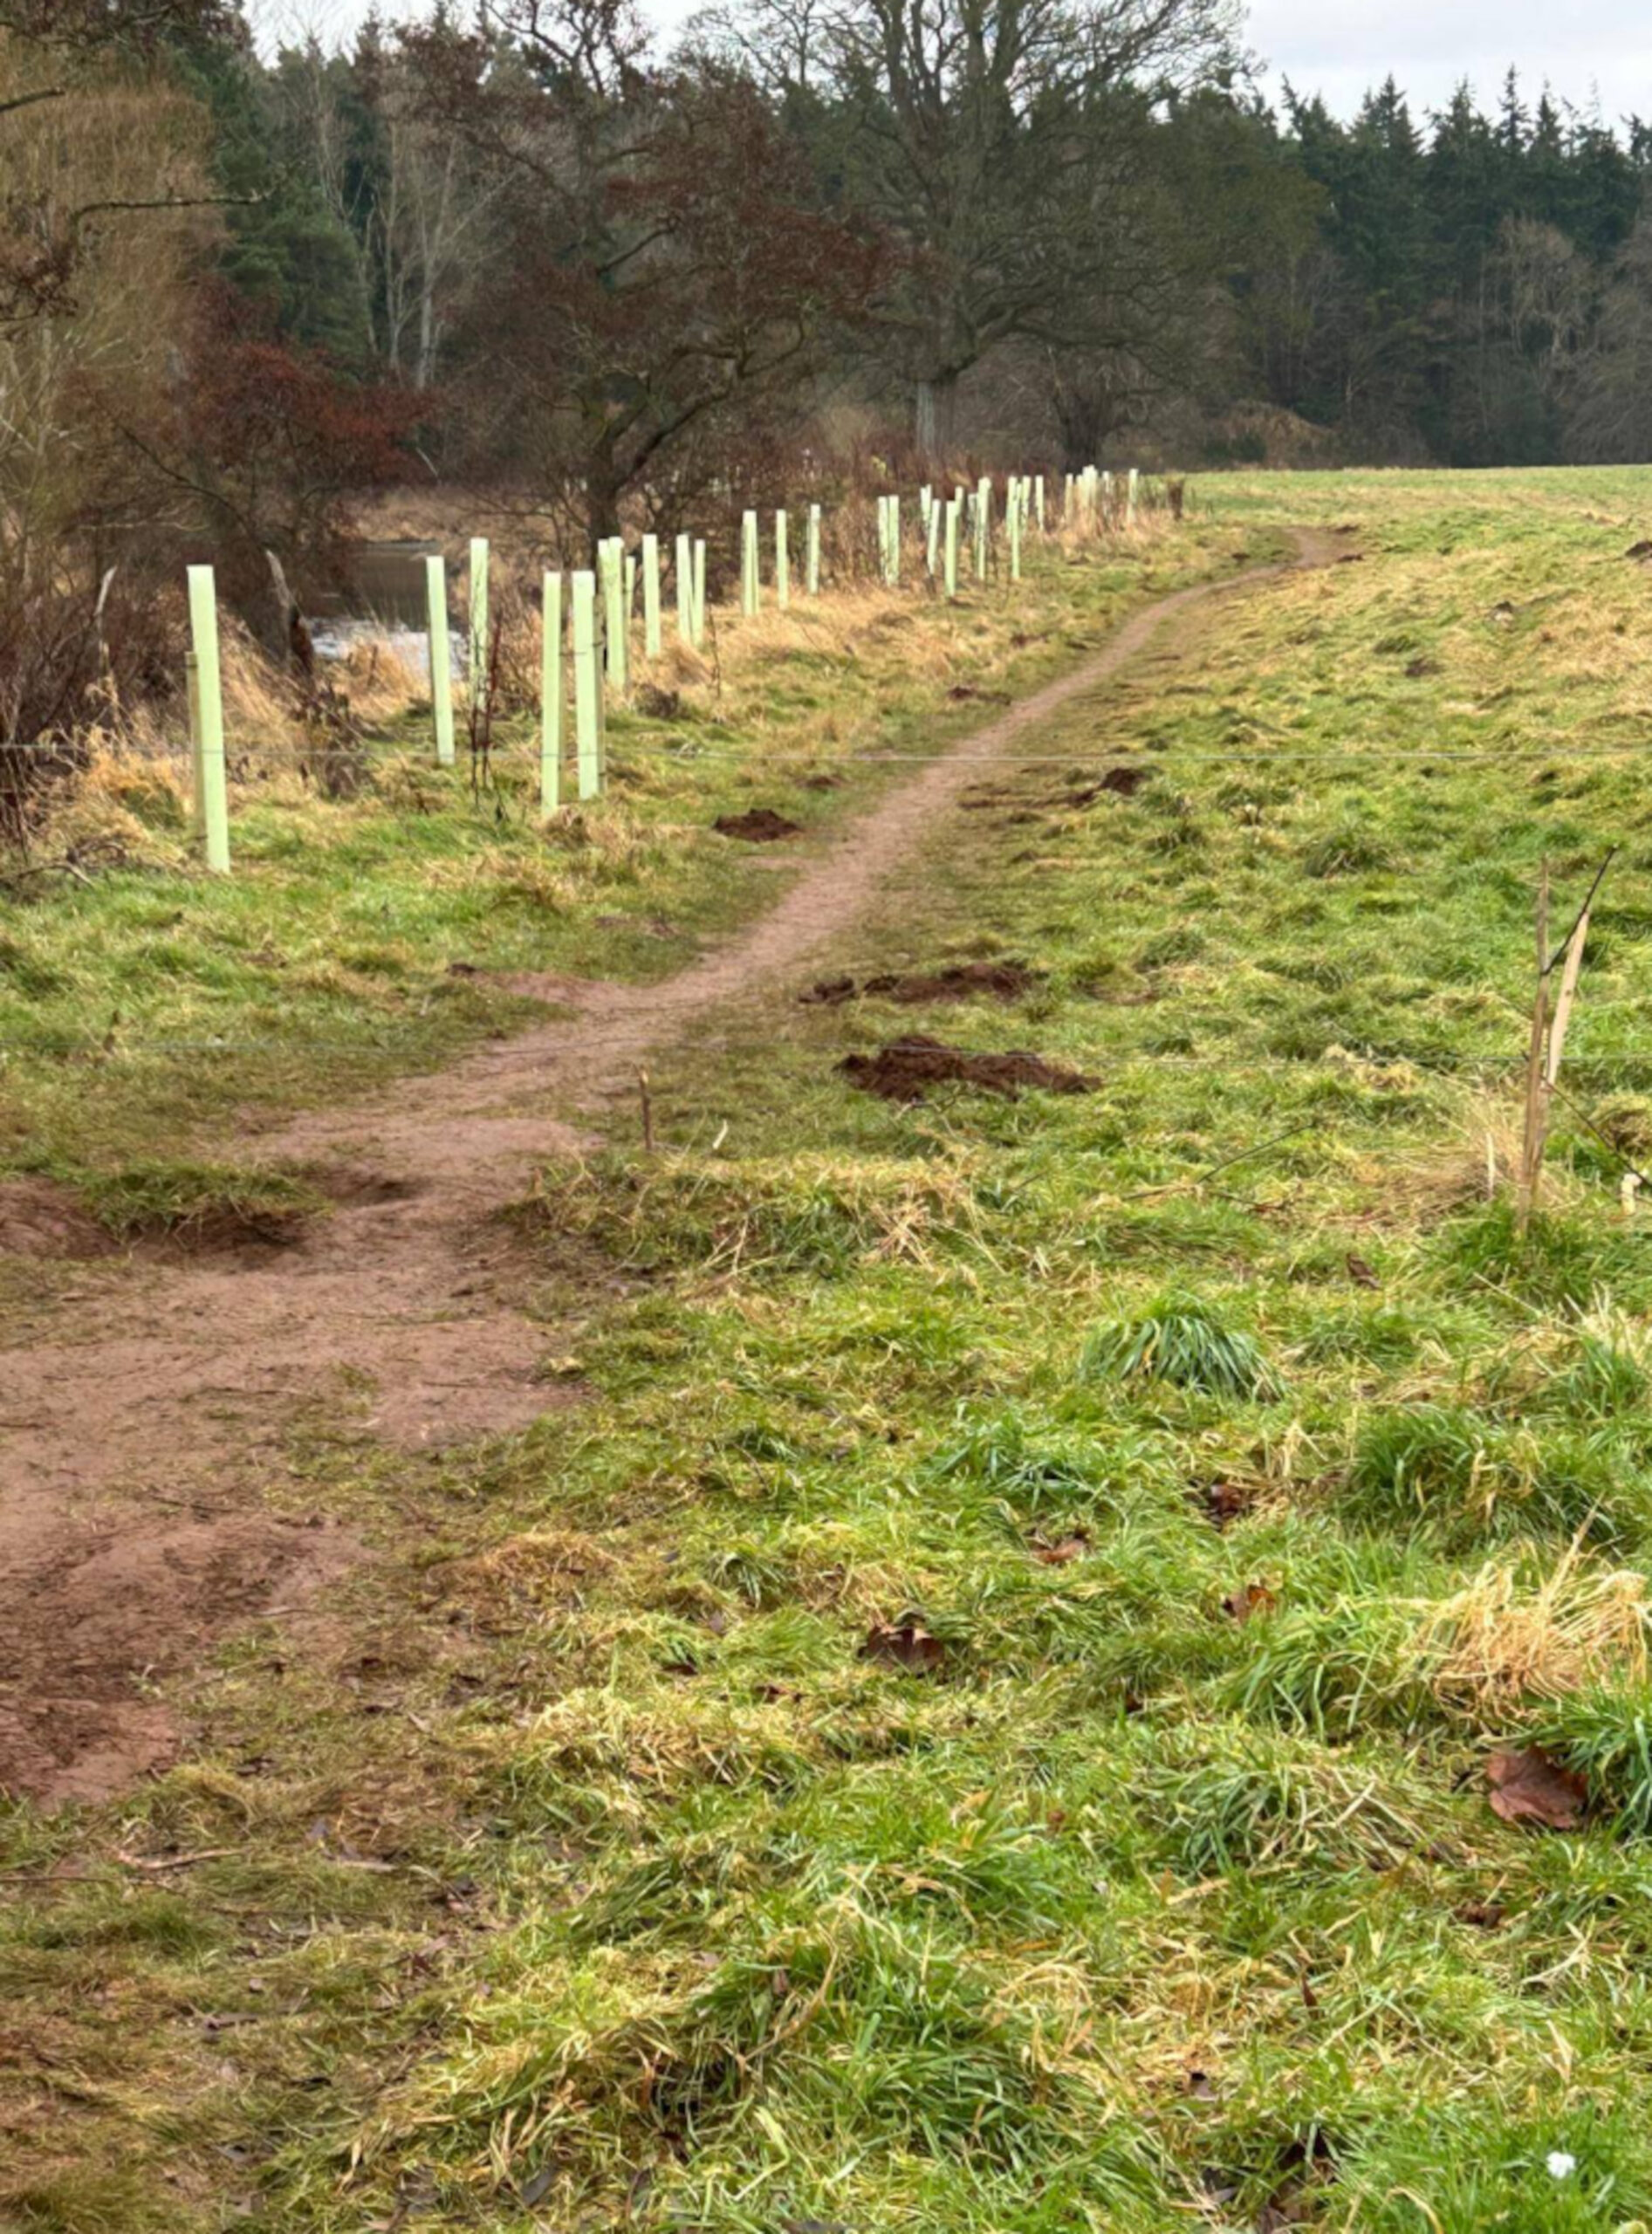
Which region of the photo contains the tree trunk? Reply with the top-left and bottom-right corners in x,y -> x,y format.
586,448 -> 624,550
915,371 -> 960,463
1052,380 -> 1112,475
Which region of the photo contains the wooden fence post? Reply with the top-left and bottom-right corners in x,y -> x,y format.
776,510 -> 790,609
468,536 -> 489,707
806,504 -> 821,595
540,570 -> 563,813
742,509 -> 760,616
642,533 -> 661,658
675,531 -> 693,643
572,569 -> 600,801
424,555 -> 456,766
185,564 -> 230,874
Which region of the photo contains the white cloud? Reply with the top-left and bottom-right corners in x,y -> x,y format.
1245,0 -> 1652,120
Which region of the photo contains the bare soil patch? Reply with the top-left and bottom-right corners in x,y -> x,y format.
839,1033 -> 1097,1102
0,1513 -> 355,1805
801,959 -> 1039,1007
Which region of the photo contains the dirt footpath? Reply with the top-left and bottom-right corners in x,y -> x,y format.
0,538 -> 1334,1804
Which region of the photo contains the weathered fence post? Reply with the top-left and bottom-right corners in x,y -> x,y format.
424,555 -> 456,766
541,570 -> 563,813
468,536 -> 490,706
675,531 -> 693,644
642,533 -> 661,658
185,565 -> 230,874
776,510 -> 790,609
572,570 -> 600,801
806,504 -> 821,595
742,510 -> 760,617
943,498 -> 959,598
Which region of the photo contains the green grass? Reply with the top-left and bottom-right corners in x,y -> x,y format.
0,526 -> 1248,1203
15,471 -> 1652,2228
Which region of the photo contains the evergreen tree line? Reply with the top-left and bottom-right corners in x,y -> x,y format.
185,21 -> 1652,477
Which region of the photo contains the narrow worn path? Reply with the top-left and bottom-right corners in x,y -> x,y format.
0,538 -> 1335,1803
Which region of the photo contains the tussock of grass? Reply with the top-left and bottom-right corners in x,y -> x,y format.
72,1155 -> 330,1239
528,1148 -> 989,1277
1081,1292 -> 1284,1400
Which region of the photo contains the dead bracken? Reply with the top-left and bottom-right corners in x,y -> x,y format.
837,1033 -> 1098,1102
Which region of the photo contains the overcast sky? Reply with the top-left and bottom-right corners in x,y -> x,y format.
255,0 -> 1652,125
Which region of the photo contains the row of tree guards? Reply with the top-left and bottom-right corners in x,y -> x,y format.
181,463 -> 1148,873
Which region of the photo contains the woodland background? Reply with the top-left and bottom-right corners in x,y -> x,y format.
9,0 -> 1652,737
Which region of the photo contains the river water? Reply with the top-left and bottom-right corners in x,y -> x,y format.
305,539 -> 457,678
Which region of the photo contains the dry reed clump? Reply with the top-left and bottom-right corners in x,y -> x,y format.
435,1530 -> 617,1633
421,845 -> 581,915
36,744 -> 189,869
1414,1542 -> 1652,1711
1372,1094 -> 1542,1222
216,627 -> 423,762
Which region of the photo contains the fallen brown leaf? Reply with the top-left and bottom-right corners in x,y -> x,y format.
861,1619 -> 949,1672
1222,1582 -> 1277,1625
1346,1252 -> 1380,1290
1032,1534 -> 1090,1566
1206,1481 -> 1253,1527
1486,1744 -> 1588,1830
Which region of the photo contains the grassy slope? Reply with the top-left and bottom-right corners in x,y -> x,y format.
0,528 -> 1244,1204
10,473 -> 1652,2231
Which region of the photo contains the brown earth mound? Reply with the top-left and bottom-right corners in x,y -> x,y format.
1073,765 -> 1150,801
839,1034 -> 1097,1102
803,960 -> 1039,1006
714,809 -> 802,841
960,765 -> 1148,813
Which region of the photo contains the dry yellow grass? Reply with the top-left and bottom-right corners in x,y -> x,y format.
1416,1540 -> 1652,1710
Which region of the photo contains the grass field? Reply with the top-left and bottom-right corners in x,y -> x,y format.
8,469 -> 1652,2232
